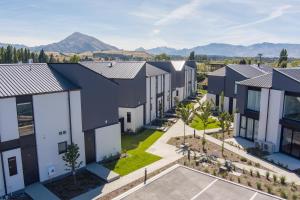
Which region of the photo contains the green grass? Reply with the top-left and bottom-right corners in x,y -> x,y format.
190,115 -> 220,130
182,101 -> 195,109
103,129 -> 163,176
198,89 -> 207,95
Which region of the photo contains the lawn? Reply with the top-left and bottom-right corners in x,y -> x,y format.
189,115 -> 220,130
104,129 -> 163,176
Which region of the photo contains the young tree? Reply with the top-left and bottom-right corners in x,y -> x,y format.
218,112 -> 227,156
219,91 -> 225,112
176,103 -> 193,146
194,100 -> 213,152
62,143 -> 83,184
13,47 -> 18,63
38,49 -> 48,63
189,51 -> 195,60
49,54 -> 56,63
278,49 -> 288,68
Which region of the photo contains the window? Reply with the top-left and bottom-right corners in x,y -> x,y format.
239,116 -> 246,137
8,157 -> 17,176
215,95 -> 220,107
280,127 -> 300,158
247,89 -> 261,112
17,101 -> 34,136
283,93 -> 300,121
176,90 -> 179,96
58,141 -> 68,154
127,112 -> 131,123
239,116 -> 259,141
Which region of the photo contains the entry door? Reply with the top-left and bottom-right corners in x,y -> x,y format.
229,97 -> 233,114
84,130 -> 96,164
119,118 -> 125,133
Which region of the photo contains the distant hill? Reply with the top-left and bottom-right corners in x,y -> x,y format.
146,43 -> 300,58
31,32 -> 118,53
0,42 -> 28,49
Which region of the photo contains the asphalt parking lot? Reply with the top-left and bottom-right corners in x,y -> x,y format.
114,165 -> 283,200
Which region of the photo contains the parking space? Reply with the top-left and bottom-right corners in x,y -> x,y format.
114,165 -> 283,200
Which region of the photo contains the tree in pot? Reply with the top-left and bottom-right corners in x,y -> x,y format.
62,143 -> 83,184
176,103 -> 193,147
194,100 -> 213,152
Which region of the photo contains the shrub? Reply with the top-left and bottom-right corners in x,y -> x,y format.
280,176 -> 286,185
247,181 -> 252,186
291,182 -> 297,192
266,171 -> 270,180
229,177 -> 234,182
240,157 -> 247,162
242,168 -> 246,174
255,162 -> 260,168
256,182 -> 262,190
238,177 -> 241,183
247,160 -> 252,165
292,194 -> 298,200
213,170 -> 217,176
273,174 -> 277,183
204,168 -> 209,173
250,169 -> 253,176
266,185 -> 272,194
279,189 -> 288,199
256,171 -> 260,178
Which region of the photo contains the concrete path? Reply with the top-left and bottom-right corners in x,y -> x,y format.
25,183 -> 60,200
265,153 -> 300,171
87,163 -> 120,183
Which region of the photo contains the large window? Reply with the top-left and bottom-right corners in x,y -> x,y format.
58,141 -> 68,154
247,89 -> 261,112
8,157 -> 17,176
281,127 -> 300,158
17,101 -> 34,136
127,112 -> 131,123
283,94 -> 300,121
239,116 -> 259,141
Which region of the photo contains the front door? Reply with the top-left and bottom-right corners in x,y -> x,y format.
119,118 -> 125,133
84,130 -> 96,164
20,135 -> 39,186
229,97 -> 233,114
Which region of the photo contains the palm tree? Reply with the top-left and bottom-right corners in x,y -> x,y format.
194,100 -> 213,151
176,103 -> 193,146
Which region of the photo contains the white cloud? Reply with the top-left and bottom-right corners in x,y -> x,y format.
154,0 -> 202,26
227,4 -> 292,30
129,11 -> 159,20
152,29 -> 161,35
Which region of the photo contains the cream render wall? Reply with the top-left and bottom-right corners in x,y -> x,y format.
95,123 -> 121,161
0,97 -> 19,142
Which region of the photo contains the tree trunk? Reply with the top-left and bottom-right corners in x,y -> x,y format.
183,123 -> 186,145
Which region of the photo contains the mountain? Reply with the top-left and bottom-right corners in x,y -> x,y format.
31,32 -> 118,53
146,43 -> 300,58
0,42 -> 28,49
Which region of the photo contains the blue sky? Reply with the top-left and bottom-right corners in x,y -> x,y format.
1,0 -> 300,50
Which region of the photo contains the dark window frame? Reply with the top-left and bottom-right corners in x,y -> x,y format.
58,141 -> 68,154
8,156 -> 17,176
282,91 -> 300,122
16,96 -> 35,137
246,87 -> 261,113
127,112 -> 131,123
280,126 -> 300,158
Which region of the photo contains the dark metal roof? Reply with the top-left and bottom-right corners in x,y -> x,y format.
227,64 -> 266,78
208,67 -> 226,76
275,67 -> 300,83
0,63 -> 78,98
146,61 -> 174,73
185,60 -> 197,69
146,63 -> 168,77
171,61 -> 186,71
238,73 -> 273,88
80,61 -> 146,79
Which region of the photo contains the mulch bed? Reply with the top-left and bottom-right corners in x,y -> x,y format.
45,170 -> 105,200
210,130 -> 234,140
9,193 -> 32,200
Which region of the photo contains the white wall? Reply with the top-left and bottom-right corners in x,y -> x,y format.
164,74 -> 171,112
0,157 -> 5,196
206,93 -> 216,104
69,91 -> 86,168
2,148 -> 24,194
176,87 -> 184,102
95,123 -> 121,161
233,98 -> 237,113
233,113 -> 240,137
257,88 -> 270,141
33,92 -> 83,182
266,89 -> 284,152
224,96 -> 230,112
119,105 -> 144,132
0,97 -> 19,142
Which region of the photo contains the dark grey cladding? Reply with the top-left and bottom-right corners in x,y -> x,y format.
273,68 -> 300,93
207,75 -> 225,95
49,63 -> 119,131
224,67 -> 248,98
236,84 -> 247,115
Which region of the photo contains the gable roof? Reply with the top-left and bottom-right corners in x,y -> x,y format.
208,67 -> 226,76
171,61 -> 186,71
146,63 -> 168,77
80,61 -> 146,79
275,67 -> 300,84
227,64 -> 266,78
0,63 -> 78,98
238,73 -> 273,88
146,61 -> 174,73
185,61 -> 197,69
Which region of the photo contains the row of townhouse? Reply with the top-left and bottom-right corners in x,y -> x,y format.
207,64 -> 300,159
207,64 -> 272,114
0,61 -> 197,196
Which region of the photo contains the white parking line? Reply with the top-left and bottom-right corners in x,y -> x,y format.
249,192 -> 258,200
190,179 -> 218,200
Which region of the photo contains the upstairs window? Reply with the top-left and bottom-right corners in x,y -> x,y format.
283,93 -> 300,121
247,89 -> 261,112
17,100 -> 34,137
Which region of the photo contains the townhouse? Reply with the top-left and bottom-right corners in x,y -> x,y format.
0,63 -> 121,196
148,61 -> 197,107
234,67 -> 300,158
207,64 -> 272,113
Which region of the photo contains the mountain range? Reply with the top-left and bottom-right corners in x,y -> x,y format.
1,32 -> 300,57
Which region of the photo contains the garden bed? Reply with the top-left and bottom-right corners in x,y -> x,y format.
45,170 -> 105,200
189,115 -> 220,130
210,130 -> 234,140
9,193 -> 32,200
